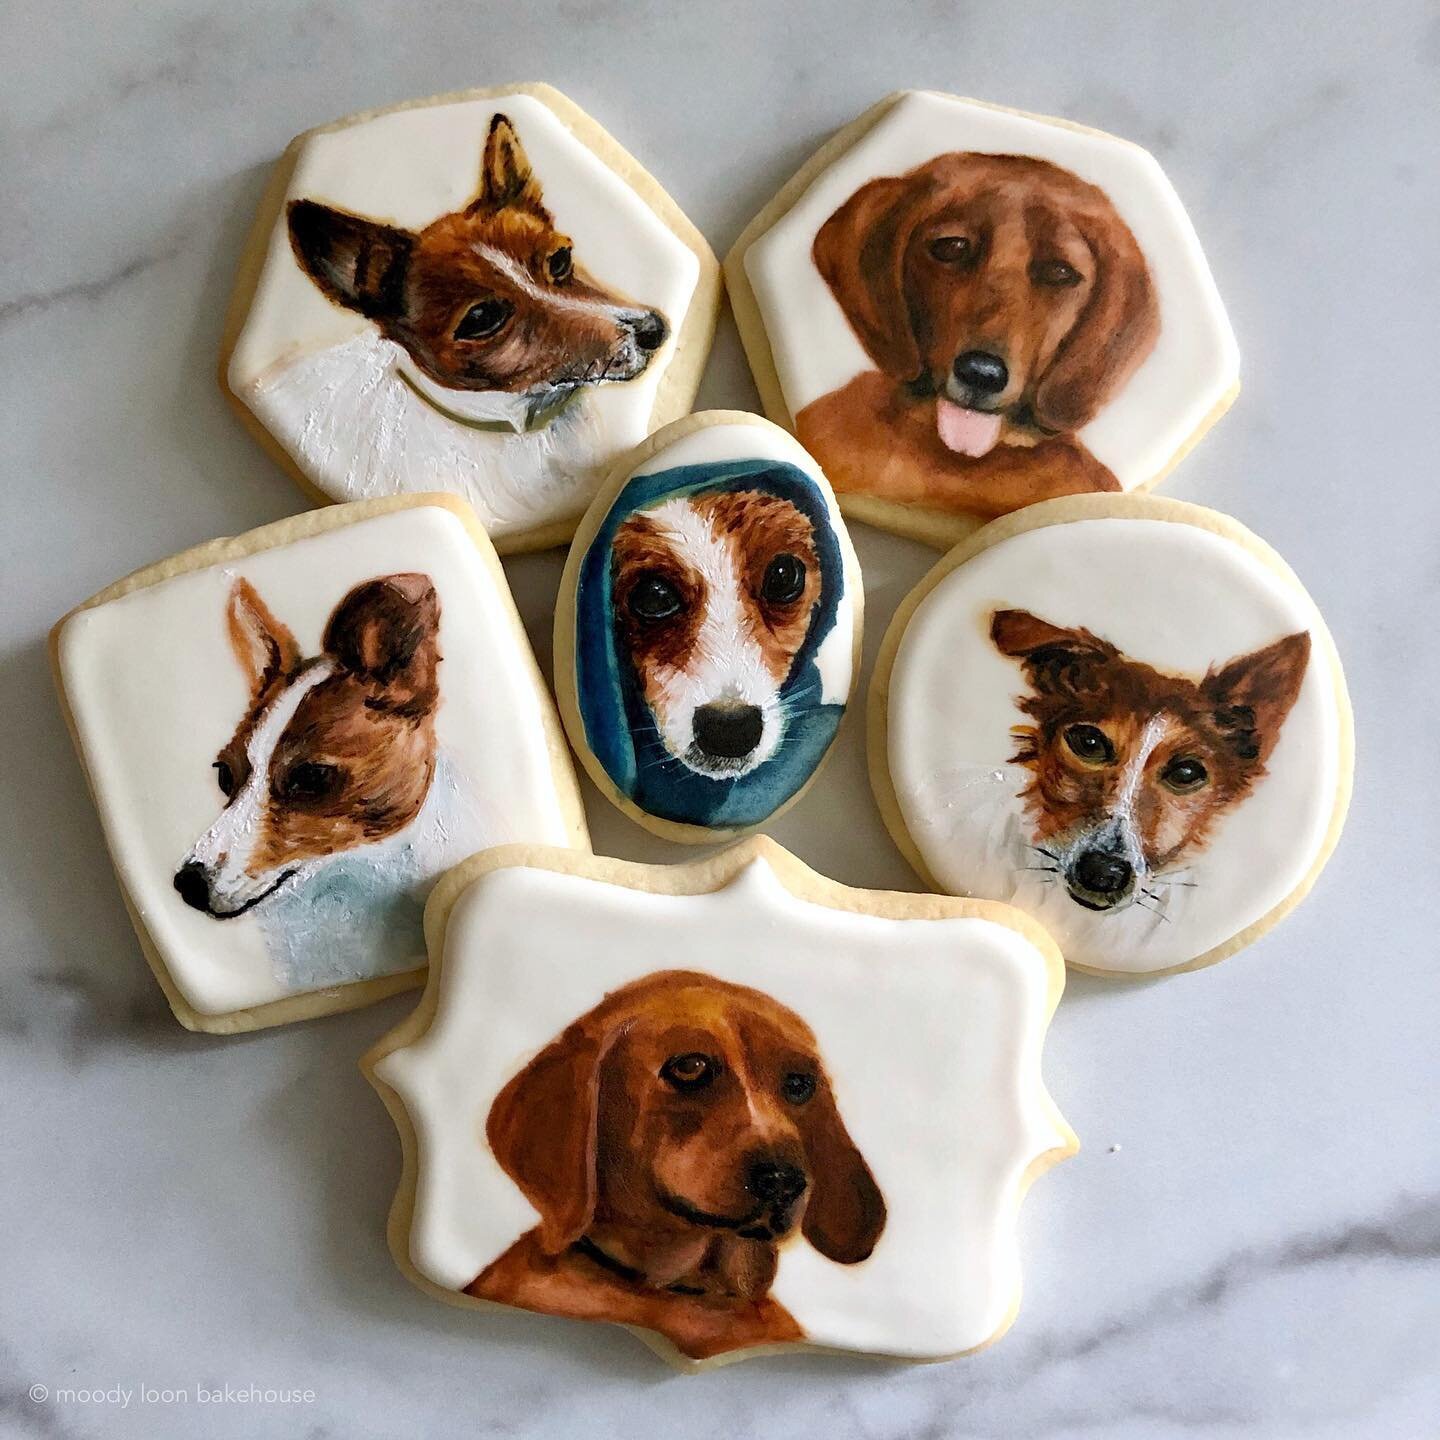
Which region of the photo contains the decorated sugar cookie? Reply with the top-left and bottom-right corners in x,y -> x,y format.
365,839 -> 1073,1368
223,85 -> 720,552
871,495 -> 1353,977
727,91 -> 1238,548
556,412 -> 862,841
52,496 -> 587,1032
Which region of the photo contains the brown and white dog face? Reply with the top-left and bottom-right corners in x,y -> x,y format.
173,575 -> 441,917
991,609 -> 1310,913
814,152 -> 1158,459
487,970 -> 886,1276
286,113 -> 668,407
610,490 -> 823,778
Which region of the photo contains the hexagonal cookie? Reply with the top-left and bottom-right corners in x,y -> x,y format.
728,91 -> 1238,547
223,85 -> 720,553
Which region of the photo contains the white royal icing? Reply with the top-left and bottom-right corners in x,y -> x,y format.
229,92 -> 701,541
377,855 -> 1069,1360
59,506 -> 580,1016
744,91 -> 1238,491
886,516 -> 1344,974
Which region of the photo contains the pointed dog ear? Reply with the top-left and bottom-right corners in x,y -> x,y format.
800,1078 -> 886,1265
1203,631 -> 1311,764
225,578 -> 299,700
323,574 -> 440,716
485,1017 -> 612,1255
813,172 -> 935,382
991,608 -> 1118,703
474,112 -> 548,215
1031,203 -> 1159,434
287,199 -> 414,321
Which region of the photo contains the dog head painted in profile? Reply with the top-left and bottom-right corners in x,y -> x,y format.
479,970 -> 886,1328
610,489 -> 825,779
173,574 -> 441,918
814,152 -> 1159,459
286,113 -> 669,421
990,608 -> 1310,913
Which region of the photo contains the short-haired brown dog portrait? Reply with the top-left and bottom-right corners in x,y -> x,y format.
466,969 -> 887,1360
797,152 -> 1160,521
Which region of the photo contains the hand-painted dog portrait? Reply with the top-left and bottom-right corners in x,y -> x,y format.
465,970 -> 887,1362
572,458 -> 853,832
797,152 -> 1159,520
990,609 -> 1310,917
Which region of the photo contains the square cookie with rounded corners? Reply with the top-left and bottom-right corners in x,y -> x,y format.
727,91 -> 1238,549
52,494 -> 588,1033
363,837 -> 1074,1370
222,84 -> 721,554
870,493 -> 1354,977
555,411 -> 863,844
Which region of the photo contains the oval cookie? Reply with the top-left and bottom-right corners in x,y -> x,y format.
870,495 -> 1353,977
556,412 -> 862,841
223,85 -> 720,553
365,839 -> 1073,1368
727,91 -> 1238,549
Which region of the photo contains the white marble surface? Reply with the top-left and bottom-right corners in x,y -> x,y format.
2,2 -> 1436,1436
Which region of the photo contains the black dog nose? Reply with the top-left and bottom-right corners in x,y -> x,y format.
1072,849 -> 1133,896
692,701 -> 763,760
173,861 -> 212,912
746,1160 -> 807,1207
953,350 -> 1009,395
629,310 -> 668,352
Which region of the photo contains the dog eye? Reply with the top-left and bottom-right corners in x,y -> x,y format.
1064,725 -> 1115,765
781,1071 -> 816,1105
546,246 -> 572,282
213,760 -> 236,797
760,553 -> 806,605
279,761 -> 341,800
454,298 -> 514,341
928,235 -> 972,264
626,572 -> 684,623
1161,756 -> 1209,792
1032,259 -> 1082,287
661,1053 -> 717,1092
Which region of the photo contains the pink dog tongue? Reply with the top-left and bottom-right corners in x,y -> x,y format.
936,397 -> 1003,457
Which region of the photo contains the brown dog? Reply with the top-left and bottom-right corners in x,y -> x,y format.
991,608 -> 1310,913
798,153 -> 1159,520
467,970 -> 886,1360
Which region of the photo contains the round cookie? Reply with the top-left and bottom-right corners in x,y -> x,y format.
222,85 -> 721,554
726,90 -> 1239,549
870,495 -> 1353,978
364,838 -> 1074,1369
556,412 -> 862,842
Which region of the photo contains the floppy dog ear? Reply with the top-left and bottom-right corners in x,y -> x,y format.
1031,208 -> 1159,434
813,174 -> 932,382
1202,631 -> 1311,764
323,574 -> 440,717
226,578 -> 300,700
475,113 -> 547,216
486,1019 -> 612,1255
287,199 -> 414,322
991,609 -> 1120,712
801,1081 -> 887,1265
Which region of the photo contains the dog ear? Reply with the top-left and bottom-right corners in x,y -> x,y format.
475,113 -> 548,216
1202,631 -> 1311,764
991,608 -> 1118,704
485,1019 -> 611,1255
813,173 -> 933,381
226,578 -> 300,700
287,200 -> 414,322
1031,206 -> 1159,434
322,574 -> 440,717
801,1081 -> 887,1265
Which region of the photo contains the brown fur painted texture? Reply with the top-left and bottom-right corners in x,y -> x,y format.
798,152 -> 1159,519
467,969 -> 886,1360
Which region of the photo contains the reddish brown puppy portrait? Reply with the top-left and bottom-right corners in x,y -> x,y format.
466,969 -> 887,1360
